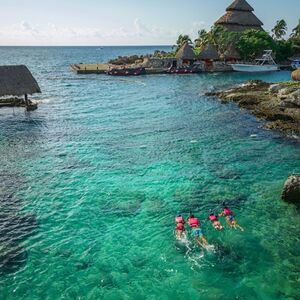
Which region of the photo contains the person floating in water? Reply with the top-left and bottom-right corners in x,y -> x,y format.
175,214 -> 187,240
187,214 -> 209,247
219,206 -> 244,231
208,212 -> 224,231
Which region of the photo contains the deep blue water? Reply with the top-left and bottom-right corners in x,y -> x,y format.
0,46 -> 299,300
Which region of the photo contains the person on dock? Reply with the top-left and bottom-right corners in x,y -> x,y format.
219,206 -> 244,231
175,214 -> 186,240
187,214 -> 209,247
208,211 -> 224,231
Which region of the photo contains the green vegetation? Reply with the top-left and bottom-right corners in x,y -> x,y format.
272,20 -> 288,40
290,23 -> 300,46
174,34 -> 192,52
236,30 -> 276,61
161,20 -> 300,62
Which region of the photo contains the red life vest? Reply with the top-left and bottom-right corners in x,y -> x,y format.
188,217 -> 200,228
176,223 -> 184,231
223,208 -> 232,216
209,215 -> 218,221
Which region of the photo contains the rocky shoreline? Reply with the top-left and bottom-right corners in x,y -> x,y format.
206,80 -> 300,138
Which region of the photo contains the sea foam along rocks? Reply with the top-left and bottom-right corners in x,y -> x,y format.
282,175 -> 300,205
292,69 -> 300,81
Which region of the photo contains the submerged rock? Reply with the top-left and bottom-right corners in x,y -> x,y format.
282,175 -> 300,205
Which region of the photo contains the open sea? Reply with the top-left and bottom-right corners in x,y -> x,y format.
0,46 -> 299,300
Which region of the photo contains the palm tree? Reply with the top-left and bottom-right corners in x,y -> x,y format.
290,21 -> 300,39
208,25 -> 238,57
272,19 -> 287,40
174,34 -> 192,52
194,29 -> 209,48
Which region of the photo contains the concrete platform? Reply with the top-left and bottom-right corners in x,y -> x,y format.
70,63 -> 110,74
70,63 -> 167,75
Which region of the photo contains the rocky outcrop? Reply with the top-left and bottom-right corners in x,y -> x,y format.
292,69 -> 300,81
282,175 -> 300,205
206,80 -> 300,136
108,55 -> 144,65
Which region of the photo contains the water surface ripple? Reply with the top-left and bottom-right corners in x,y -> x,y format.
0,47 -> 299,299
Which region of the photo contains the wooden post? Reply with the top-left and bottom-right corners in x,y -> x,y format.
24,94 -> 29,106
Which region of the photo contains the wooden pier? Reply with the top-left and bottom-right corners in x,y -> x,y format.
70,63 -> 167,75
70,63 -> 110,74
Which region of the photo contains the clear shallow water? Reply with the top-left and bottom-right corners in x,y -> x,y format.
0,47 -> 299,300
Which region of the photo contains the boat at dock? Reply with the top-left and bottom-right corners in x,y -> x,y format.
291,59 -> 300,70
231,50 -> 279,73
106,67 -> 146,76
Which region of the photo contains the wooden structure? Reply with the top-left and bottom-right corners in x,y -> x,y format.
215,0 -> 264,32
175,43 -> 197,67
0,65 -> 40,110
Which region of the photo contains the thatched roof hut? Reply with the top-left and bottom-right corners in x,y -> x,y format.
0,65 -> 41,97
215,0 -> 264,32
198,44 -> 219,60
176,43 -> 197,60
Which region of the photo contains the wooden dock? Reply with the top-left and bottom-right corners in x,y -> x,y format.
70,63 -> 110,74
70,63 -> 167,75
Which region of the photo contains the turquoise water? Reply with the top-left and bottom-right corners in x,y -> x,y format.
0,47 -> 299,300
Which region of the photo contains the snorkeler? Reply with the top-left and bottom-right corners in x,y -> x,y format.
208,212 -> 224,231
219,206 -> 244,231
175,214 -> 187,240
187,214 -> 209,247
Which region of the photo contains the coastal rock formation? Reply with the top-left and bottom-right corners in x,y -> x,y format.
108,55 -> 144,65
292,69 -> 300,81
206,80 -> 300,135
282,175 -> 300,205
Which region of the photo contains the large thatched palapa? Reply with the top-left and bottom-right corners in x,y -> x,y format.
0,65 -> 41,97
215,0 -> 263,32
198,43 -> 219,60
176,43 -> 197,60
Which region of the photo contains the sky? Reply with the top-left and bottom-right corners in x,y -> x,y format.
0,0 -> 299,46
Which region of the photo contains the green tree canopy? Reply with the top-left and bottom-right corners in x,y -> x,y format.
194,29 -> 209,48
290,23 -> 300,40
174,34 -> 192,52
236,30 -> 276,61
272,19 -> 287,40
208,25 -> 239,57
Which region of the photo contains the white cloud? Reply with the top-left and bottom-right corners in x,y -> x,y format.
0,19 -> 207,45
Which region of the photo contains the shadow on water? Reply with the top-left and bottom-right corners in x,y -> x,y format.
0,173 -> 38,275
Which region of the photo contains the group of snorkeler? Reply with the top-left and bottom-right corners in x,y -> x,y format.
175,205 -> 244,248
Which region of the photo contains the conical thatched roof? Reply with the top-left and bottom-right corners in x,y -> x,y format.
216,0 -> 263,32
0,65 -> 41,97
176,43 -> 197,60
223,44 -> 241,59
198,44 -> 219,60
227,0 -> 253,12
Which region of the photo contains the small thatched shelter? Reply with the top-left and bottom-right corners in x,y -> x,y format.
198,44 -> 220,61
215,0 -> 264,32
0,65 -> 41,98
0,65 -> 41,110
176,43 -> 197,60
175,43 -> 197,67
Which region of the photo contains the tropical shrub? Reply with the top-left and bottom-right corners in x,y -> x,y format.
236,30 -> 276,61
